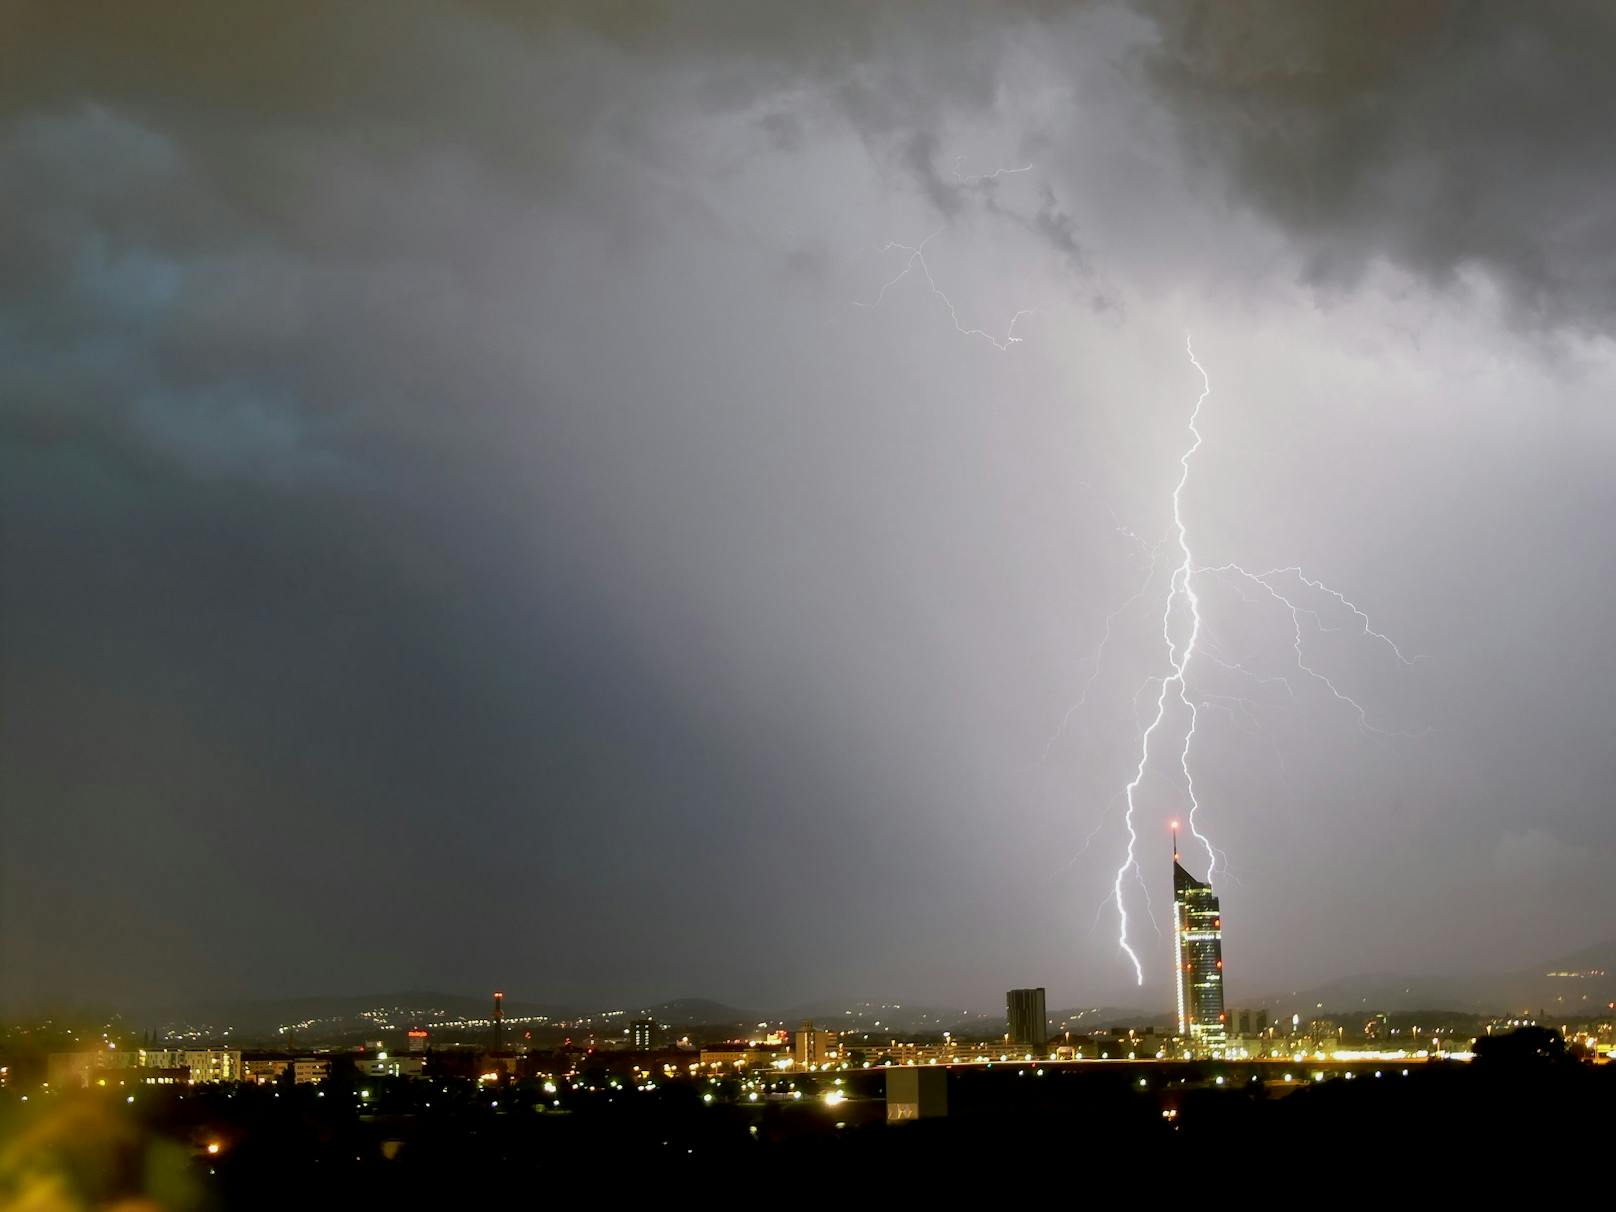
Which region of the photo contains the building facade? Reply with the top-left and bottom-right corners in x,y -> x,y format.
140,1049 -> 243,1083
791,1021 -> 841,1067
244,1058 -> 290,1084
1173,845 -> 1226,1049
1006,988 -> 1048,1048
47,1048 -> 242,1087
1228,1008 -> 1268,1038
46,1049 -> 139,1088
355,1054 -> 426,1078
857,1039 -> 1042,1066
698,1045 -> 783,1069
886,1067 -> 947,1122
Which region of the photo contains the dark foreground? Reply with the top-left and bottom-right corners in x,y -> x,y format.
1,1038 -> 1606,1205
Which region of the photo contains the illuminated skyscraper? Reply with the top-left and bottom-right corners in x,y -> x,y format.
1172,828 -> 1225,1048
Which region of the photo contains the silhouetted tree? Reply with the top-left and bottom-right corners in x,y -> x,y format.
1472,1025 -> 1568,1067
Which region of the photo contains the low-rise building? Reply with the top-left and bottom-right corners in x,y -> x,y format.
48,1048 -> 241,1087
791,1022 -> 841,1067
47,1049 -> 139,1088
355,1054 -> 426,1078
1228,1008 -> 1269,1037
244,1058 -> 291,1084
698,1045 -> 784,1069
886,1066 -> 947,1122
138,1049 -> 242,1084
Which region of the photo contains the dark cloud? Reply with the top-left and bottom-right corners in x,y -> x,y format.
3,2 -> 1613,1018
1138,0 -> 1616,331
897,129 -> 968,219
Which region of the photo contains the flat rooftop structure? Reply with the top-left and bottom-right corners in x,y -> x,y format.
886,1065 -> 947,1121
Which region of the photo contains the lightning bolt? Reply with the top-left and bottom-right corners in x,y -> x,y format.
953,155 -> 1035,186
1112,335 -> 1211,983
1198,563 -> 1427,738
849,192 -> 1420,989
1100,336 -> 1422,985
1055,801 -> 1119,883
856,229 -> 1032,351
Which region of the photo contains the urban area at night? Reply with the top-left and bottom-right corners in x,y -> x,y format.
6,839 -> 1613,1199
7,1 -> 1616,1204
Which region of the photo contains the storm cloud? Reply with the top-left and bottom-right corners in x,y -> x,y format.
1140,0 -> 1616,332
3,3 -> 1613,1017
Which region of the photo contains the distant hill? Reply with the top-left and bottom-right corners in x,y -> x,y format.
131,990 -> 579,1038
1049,1007 -> 1175,1032
634,998 -> 758,1026
89,941 -> 1616,1043
131,992 -> 772,1042
779,999 -> 1003,1038
1249,942 -> 1616,1017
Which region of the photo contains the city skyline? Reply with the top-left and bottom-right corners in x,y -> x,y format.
14,860 -> 1612,1030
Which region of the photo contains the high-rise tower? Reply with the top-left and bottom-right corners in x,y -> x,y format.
1172,826 -> 1225,1049
1005,988 -> 1048,1049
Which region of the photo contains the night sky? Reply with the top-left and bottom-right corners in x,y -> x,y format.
4,2 -> 1615,1015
